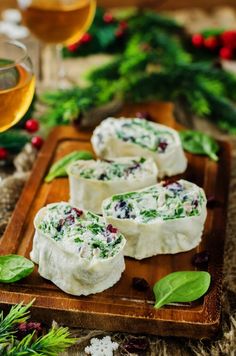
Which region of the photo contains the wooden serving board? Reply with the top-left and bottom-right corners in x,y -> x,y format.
0,102 -> 231,339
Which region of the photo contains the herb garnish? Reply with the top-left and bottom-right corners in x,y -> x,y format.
45,150 -> 93,183
179,130 -> 219,162
140,210 -> 159,222
153,271 -> 211,308
0,255 -> 34,283
0,300 -> 76,354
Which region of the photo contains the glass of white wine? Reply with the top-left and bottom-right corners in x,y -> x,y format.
17,0 -> 96,88
0,40 -> 35,132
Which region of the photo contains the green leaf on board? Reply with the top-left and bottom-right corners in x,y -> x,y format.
179,130 -> 219,161
153,271 -> 211,309
44,150 -> 93,183
0,255 -> 34,283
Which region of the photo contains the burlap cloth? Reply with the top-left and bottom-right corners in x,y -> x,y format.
1,6 -> 236,356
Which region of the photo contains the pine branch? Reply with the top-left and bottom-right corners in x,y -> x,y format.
7,327 -> 76,356
205,93 -> 236,128
129,11 -> 183,34
0,301 -> 33,344
0,130 -> 30,153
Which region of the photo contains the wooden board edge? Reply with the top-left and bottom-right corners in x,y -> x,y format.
0,301 -> 220,339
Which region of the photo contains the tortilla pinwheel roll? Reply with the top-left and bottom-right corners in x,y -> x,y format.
91,117 -> 187,178
67,157 -> 158,214
30,202 -> 126,296
102,180 -> 207,260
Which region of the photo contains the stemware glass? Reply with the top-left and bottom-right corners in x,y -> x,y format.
0,40 -> 35,132
17,0 -> 96,88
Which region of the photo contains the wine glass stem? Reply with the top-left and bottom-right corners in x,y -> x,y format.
56,44 -> 66,83
42,43 -> 67,89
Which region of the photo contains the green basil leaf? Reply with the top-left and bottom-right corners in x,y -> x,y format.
45,150 -> 93,183
201,134 -> 219,161
179,130 -> 219,161
0,255 -> 34,283
153,271 -> 211,309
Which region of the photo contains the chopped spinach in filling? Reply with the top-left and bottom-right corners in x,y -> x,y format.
70,157 -> 150,181
37,203 -> 124,259
103,181 -> 205,223
96,118 -> 175,153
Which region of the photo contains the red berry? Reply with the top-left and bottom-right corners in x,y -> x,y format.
119,21 -> 128,30
115,21 -> 128,38
0,147 -> 8,160
67,43 -> 79,52
25,119 -> 39,133
221,30 -> 236,49
204,36 -> 218,50
80,33 -> 92,44
191,33 -> 204,48
219,47 -> 233,60
31,136 -> 44,150
103,12 -> 114,23
115,28 -> 125,38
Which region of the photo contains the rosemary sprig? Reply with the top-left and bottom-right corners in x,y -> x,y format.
6,327 -> 76,356
0,301 -> 77,355
0,301 -> 33,344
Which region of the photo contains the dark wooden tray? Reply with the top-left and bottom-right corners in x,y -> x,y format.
0,102 -> 231,339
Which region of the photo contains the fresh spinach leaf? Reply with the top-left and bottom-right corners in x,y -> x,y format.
74,237 -> 83,243
112,192 -> 137,201
88,223 -> 104,234
0,255 -> 34,283
140,210 -> 159,222
45,150 -> 93,183
179,130 -> 219,162
153,271 -> 211,309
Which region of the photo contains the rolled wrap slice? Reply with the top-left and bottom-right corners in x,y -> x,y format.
102,180 -> 207,260
67,157 -> 158,214
91,117 -> 187,178
31,202 -> 126,296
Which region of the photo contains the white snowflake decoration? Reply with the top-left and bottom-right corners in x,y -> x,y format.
85,336 -> 119,356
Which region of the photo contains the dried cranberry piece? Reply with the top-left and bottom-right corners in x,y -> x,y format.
135,111 -> 153,121
98,173 -> 108,180
56,218 -> 65,231
123,337 -> 149,354
158,141 -> 168,152
192,251 -> 210,267
193,199 -> 199,207
162,179 -> 177,187
72,207 -> 83,217
123,136 -> 135,142
107,224 -> 118,233
65,215 -> 75,225
103,159 -> 114,163
115,200 -> 126,211
162,180 -> 183,192
125,163 -> 141,175
17,321 -> 43,340
207,196 -> 220,208
132,277 -> 150,291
